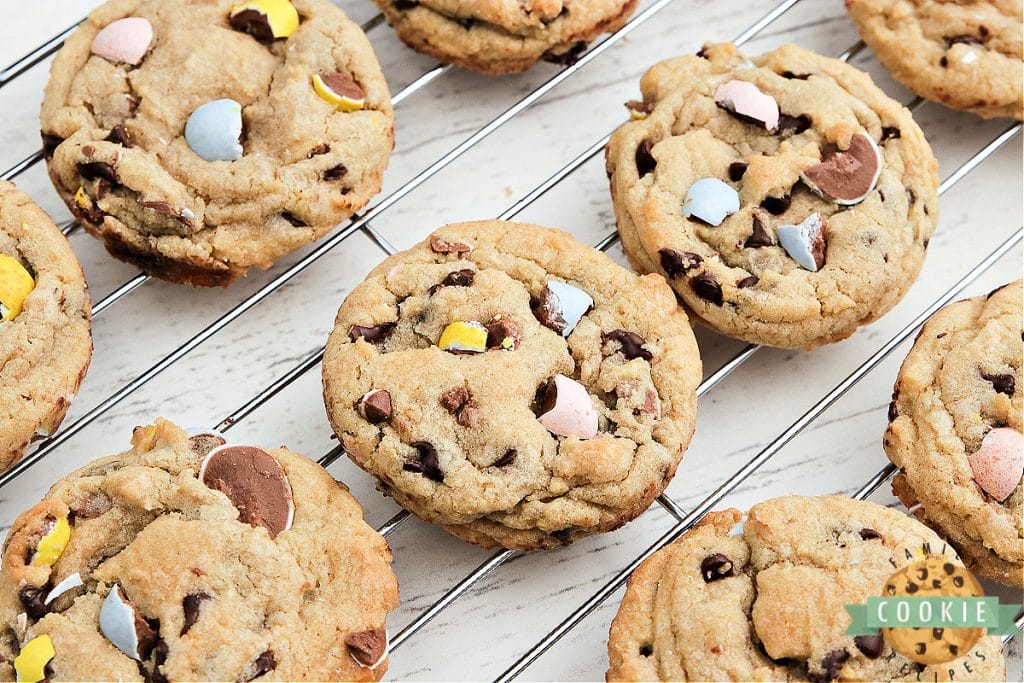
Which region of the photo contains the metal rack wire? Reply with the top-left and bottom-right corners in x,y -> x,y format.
1,0 -> 1021,679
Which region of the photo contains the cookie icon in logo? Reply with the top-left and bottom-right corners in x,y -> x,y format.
883,556 -> 984,665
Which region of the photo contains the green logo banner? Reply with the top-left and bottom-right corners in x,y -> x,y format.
845,597 -> 1020,636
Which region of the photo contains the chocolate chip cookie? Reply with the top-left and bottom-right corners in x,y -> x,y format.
0,419 -> 398,681
373,0 -> 638,74
41,0 -> 394,286
846,0 -> 1023,120
607,495 -> 1006,682
322,220 -> 702,551
0,181 -> 91,473
606,43 -> 940,349
885,280 -> 1022,587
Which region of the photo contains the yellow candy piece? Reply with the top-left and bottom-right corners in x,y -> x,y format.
0,253 -> 35,321
312,72 -> 366,113
229,0 -> 299,40
438,321 -> 487,354
629,109 -> 647,121
30,516 -> 71,567
14,635 -> 55,683
73,186 -> 91,210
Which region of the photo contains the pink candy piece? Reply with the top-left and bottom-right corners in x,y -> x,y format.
538,375 -> 598,439
714,79 -> 780,132
968,428 -> 1024,502
91,18 -> 153,66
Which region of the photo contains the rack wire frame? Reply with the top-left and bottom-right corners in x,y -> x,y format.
1,0 -> 1021,679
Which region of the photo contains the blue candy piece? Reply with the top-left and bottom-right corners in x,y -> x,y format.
777,213 -> 826,272
184,99 -> 243,161
682,178 -> 740,226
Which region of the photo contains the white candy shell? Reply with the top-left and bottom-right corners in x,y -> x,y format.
99,585 -> 144,660
546,281 -> 593,337
777,213 -> 826,272
91,18 -> 153,66
184,99 -> 244,162
714,79 -> 780,131
538,375 -> 598,439
45,572 -> 83,605
683,178 -> 740,226
968,428 -> 1023,502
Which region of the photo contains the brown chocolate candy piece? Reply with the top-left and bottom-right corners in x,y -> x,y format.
429,235 -> 472,254
188,432 -> 227,457
858,528 -> 881,541
737,275 -> 759,289
78,161 -> 118,185
180,592 -> 211,635
229,9 -> 276,43
105,125 -> 132,147
359,389 -> 392,424
323,162 -> 347,181
625,99 -> 653,115
346,627 -> 387,668
440,387 -> 479,427
635,139 -> 656,176
19,585 -> 49,619
532,286 -> 568,334
317,71 -> 364,101
403,442 -> 443,482
691,272 -> 723,306
602,330 -> 652,361
744,214 -> 774,248
760,194 -> 791,216
485,320 -> 520,350
242,650 -> 276,681
982,372 -> 1015,396
700,553 -> 735,582
658,249 -> 702,278
348,323 -> 395,344
728,162 -> 748,181
802,133 -> 882,205
493,449 -> 517,467
200,446 -> 293,538
140,201 -> 194,229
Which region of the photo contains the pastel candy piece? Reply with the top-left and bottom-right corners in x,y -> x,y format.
535,281 -> 593,337
714,79 -> 780,131
184,99 -> 244,162
801,132 -> 883,205
0,253 -> 34,321
45,572 -> 83,605
90,17 -> 153,66
100,585 -> 155,661
200,444 -> 294,537
682,178 -> 740,226
537,374 -> 598,439
13,635 -> 55,683
968,428 -> 1024,502
777,213 -> 827,272
438,321 -> 488,353
30,515 -> 71,567
312,71 -> 366,112
229,0 -> 299,42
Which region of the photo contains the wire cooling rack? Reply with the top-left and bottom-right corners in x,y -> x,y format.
1,0 -> 1021,679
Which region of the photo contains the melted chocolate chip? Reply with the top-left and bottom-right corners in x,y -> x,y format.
982,372 -> 1015,396
691,273 -> 723,306
19,585 -> 49,620
700,553 -> 734,582
280,211 -> 306,227
229,9 -> 276,43
493,449 -> 517,467
777,113 -> 811,136
360,390 -> 392,424
854,633 -> 883,659
404,442 -> 443,482
859,528 -> 881,541
744,215 -> 774,248
738,275 -> 759,288
181,592 -> 211,635
105,125 -> 132,147
323,163 -> 348,181
635,139 -> 657,177
41,132 -> 64,159
728,162 -> 748,181
602,330 -> 652,361
760,194 -> 791,215
658,249 -> 702,278
78,161 -> 118,184
243,650 -> 277,681
348,323 -> 395,344
346,628 -> 387,667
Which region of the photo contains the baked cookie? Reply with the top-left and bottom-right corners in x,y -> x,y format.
606,495 -> 1006,682
322,220 -> 701,551
0,181 -> 91,473
0,419 -> 398,682
885,280 -> 1022,586
606,43 -> 939,349
372,0 -> 638,74
41,0 -> 394,286
846,0 -> 1023,120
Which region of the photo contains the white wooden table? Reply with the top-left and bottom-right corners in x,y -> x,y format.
2,1 -> 1021,680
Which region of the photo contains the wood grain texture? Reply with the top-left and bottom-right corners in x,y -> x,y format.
0,1 -> 1020,680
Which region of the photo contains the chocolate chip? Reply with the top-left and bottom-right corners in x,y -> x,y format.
180,592 -> 211,635
700,553 -> 734,582
200,446 -> 293,538
639,644 -> 653,657
696,45 -> 710,59
881,126 -> 901,143
744,215 -> 774,248
947,34 -> 983,47
982,372 -> 1015,396
815,649 -> 849,682
738,275 -> 759,288
602,330 -> 652,361
19,585 -> 49,619
485,320 -> 520,350
105,125 -> 132,147
440,388 -> 478,427
348,323 -> 395,344
760,194 -> 791,215
441,269 -> 475,287
78,161 -> 118,184
544,41 -> 586,66
728,162 -> 748,181
953,575 -> 964,588
854,633 -> 883,659
658,249 -> 702,277
906,582 -> 919,593
189,433 -> 226,457
359,390 -> 392,424
493,449 -> 517,467
41,132 -> 64,159
229,9 -> 276,43
323,163 -> 347,181
777,113 -> 811,136
625,99 -> 653,115
151,639 -> 169,683
140,201 -> 194,229
242,650 -> 276,681
551,528 -> 573,544
394,0 -> 419,9
691,273 -> 723,306
280,211 -> 306,227
781,71 -> 810,80
859,528 -> 881,541
346,627 -> 387,667
532,286 -> 568,334
404,442 -> 443,482
635,139 -> 656,176
429,235 -> 471,254
307,144 -> 330,157
943,562 -> 956,575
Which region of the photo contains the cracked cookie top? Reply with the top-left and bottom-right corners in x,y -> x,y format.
606,43 -> 939,349
846,0 -> 1023,120
373,0 -> 638,74
0,181 -> 91,473
607,495 -> 1006,682
41,0 -> 394,286
885,280 -> 1023,587
0,419 -> 398,682
322,221 -> 701,551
